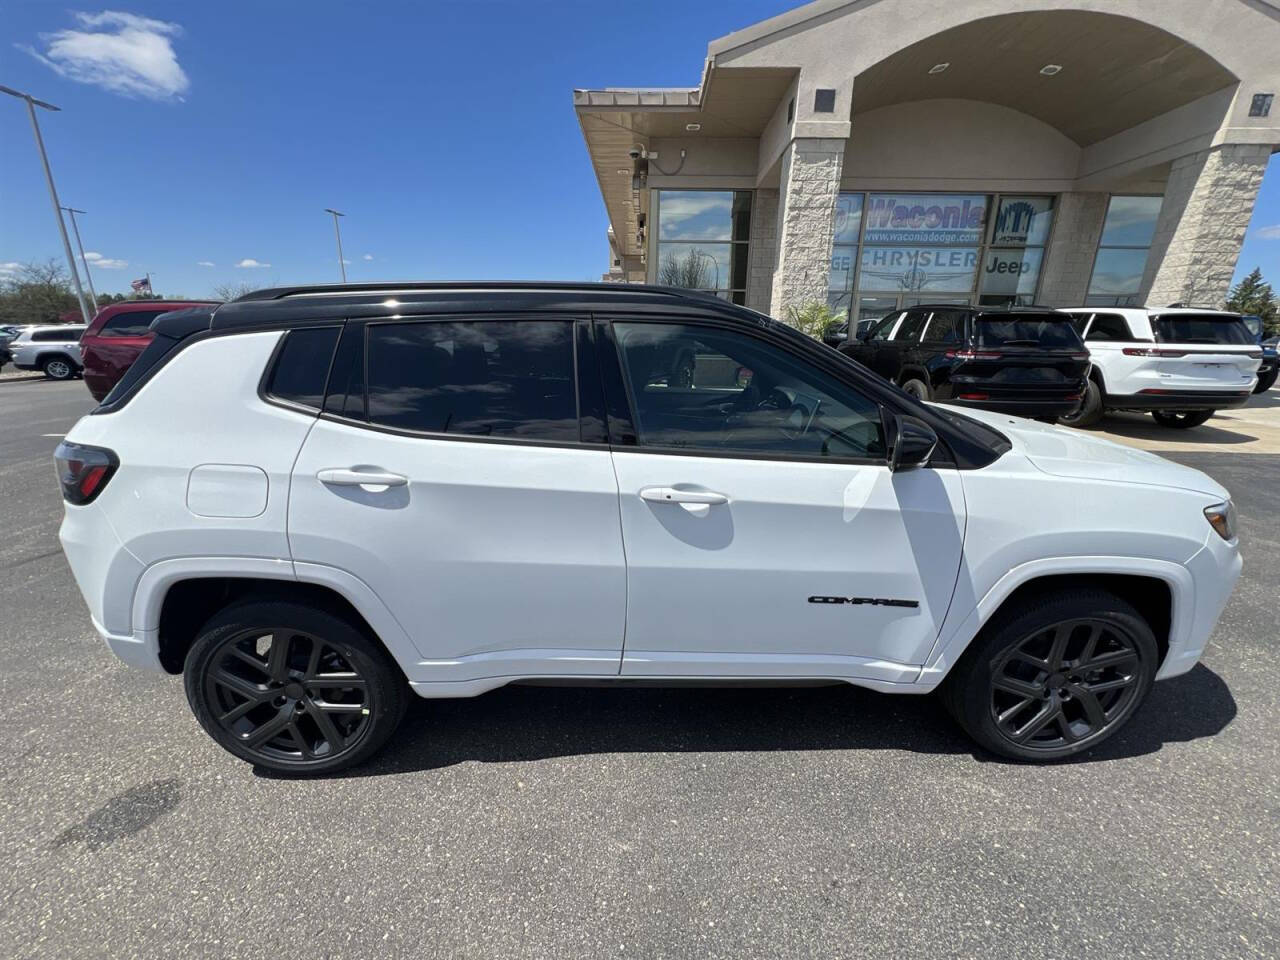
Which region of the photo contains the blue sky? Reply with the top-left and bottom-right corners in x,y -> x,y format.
2,2 -> 1279,300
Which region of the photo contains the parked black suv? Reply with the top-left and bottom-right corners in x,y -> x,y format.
837,305 -> 1090,419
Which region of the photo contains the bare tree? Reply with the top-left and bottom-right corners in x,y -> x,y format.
211,281 -> 256,302
658,249 -> 712,289
0,259 -> 81,325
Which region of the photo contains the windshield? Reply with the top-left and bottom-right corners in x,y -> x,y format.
1152,314 -> 1254,345
974,314 -> 1083,349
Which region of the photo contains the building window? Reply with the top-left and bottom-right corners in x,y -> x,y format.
1086,195 -> 1163,307
654,190 -> 752,305
829,192 -> 1054,322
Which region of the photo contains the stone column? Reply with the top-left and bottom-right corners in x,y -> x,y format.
769,138 -> 846,321
745,188 -> 778,312
1143,143 -> 1270,307
1037,192 -> 1109,307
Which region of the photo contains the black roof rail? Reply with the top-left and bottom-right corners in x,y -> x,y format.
230,280 -> 730,306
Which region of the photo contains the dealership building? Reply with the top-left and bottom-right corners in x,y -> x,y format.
575,0 -> 1280,325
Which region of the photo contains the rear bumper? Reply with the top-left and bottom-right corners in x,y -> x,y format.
944,396 -> 1082,418
1108,390 -> 1254,411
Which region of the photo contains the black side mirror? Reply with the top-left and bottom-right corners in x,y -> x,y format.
822,329 -> 848,346
883,410 -> 938,472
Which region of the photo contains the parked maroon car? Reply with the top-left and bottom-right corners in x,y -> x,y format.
81,300 -> 217,400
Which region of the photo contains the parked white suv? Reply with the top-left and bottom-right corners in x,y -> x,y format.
10,323 -> 86,381
1058,308 -> 1261,428
56,286 -> 1243,774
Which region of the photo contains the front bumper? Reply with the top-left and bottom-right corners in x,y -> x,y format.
1156,530 -> 1242,680
1108,389 -> 1254,412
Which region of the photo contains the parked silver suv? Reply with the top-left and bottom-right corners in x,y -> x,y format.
9,324 -> 86,380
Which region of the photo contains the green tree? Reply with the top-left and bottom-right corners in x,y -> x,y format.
1225,266 -> 1278,334
0,260 -> 82,326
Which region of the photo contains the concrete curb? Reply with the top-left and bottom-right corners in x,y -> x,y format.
0,374 -> 49,385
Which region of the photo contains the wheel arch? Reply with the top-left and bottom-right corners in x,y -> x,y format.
920,558 -> 1187,688
36,350 -> 79,369
139,560 -> 418,677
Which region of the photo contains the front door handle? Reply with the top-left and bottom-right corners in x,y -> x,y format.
317,468 -> 408,488
639,486 -> 728,505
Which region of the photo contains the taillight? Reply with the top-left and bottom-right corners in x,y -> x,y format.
1123,347 -> 1188,358
53,440 -> 118,505
945,349 -> 1002,360
957,392 -> 989,400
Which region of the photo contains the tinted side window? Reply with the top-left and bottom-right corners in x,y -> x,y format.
264,327 -> 341,409
613,322 -> 885,460
867,313 -> 901,341
1086,313 -> 1131,342
923,310 -> 964,343
33,327 -> 84,342
365,320 -> 577,441
100,310 -> 165,337
894,311 -> 928,342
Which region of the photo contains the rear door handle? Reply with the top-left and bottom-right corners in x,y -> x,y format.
639,486 -> 728,505
317,468 -> 408,488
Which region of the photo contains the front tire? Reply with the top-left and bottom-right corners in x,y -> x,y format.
1254,368 -> 1277,393
1151,409 -> 1214,429
184,601 -> 408,775
1059,378 -> 1103,428
899,376 -> 931,401
942,588 -> 1157,761
42,356 -> 76,381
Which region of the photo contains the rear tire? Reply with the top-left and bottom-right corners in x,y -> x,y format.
1058,377 -> 1103,428
942,588 -> 1157,761
42,356 -> 76,381
1254,368 -> 1277,393
1151,409 -> 1214,429
899,376 -> 931,401
184,601 -> 408,775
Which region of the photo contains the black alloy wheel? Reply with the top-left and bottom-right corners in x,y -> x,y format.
1151,409 -> 1214,429
900,377 -> 931,401
988,618 -> 1143,751
185,601 -> 407,774
1058,377 -> 1103,428
1253,367 -> 1277,393
942,588 -> 1157,761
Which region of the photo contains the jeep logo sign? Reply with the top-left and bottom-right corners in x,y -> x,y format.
981,248 -> 1044,296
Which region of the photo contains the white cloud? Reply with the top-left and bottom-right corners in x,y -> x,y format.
1255,225 -> 1280,240
82,251 -> 128,269
342,258 -> 352,265
20,11 -> 189,101
362,253 -> 374,261
0,261 -> 21,278
236,258 -> 270,268
196,260 -> 215,267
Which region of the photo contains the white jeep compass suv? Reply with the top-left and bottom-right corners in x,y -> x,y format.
1058,307 -> 1261,428
56,284 -> 1243,774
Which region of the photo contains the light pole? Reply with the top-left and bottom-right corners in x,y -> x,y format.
0,84 -> 92,323
324,208 -> 347,283
62,206 -> 98,311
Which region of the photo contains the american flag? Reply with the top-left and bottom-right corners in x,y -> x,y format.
131,276 -> 151,293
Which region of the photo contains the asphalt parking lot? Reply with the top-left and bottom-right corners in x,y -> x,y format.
1,379 -> 1276,959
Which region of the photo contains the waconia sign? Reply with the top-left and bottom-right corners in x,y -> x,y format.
864,194 -> 987,244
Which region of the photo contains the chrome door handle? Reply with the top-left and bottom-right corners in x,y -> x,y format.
639,486 -> 728,505
317,468 -> 408,487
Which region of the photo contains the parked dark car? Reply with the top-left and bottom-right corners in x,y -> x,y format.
838,305 -> 1090,419
81,300 -> 218,401
1241,315 -> 1278,393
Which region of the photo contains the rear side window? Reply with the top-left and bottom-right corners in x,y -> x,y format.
975,314 -> 1083,349
894,311 -> 928,342
1085,313 -> 1131,342
1152,314 -> 1254,345
365,320 -> 577,441
923,310 -> 964,343
264,327 -> 341,409
99,310 -> 166,337
32,327 -> 84,342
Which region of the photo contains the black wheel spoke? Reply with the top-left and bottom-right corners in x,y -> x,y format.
993,675 -> 1043,699
304,639 -> 324,680
310,672 -> 366,689
227,646 -> 270,676
1082,649 -> 1138,672
287,722 -> 314,759
1055,712 -> 1079,743
1074,625 -> 1101,669
304,696 -> 345,752
243,709 -> 293,748
1047,624 -> 1071,672
1081,676 -> 1134,694
1012,702 -> 1059,743
212,668 -> 270,703
1070,684 -> 1107,731
997,698 -> 1036,724
266,630 -> 291,681
218,697 -> 264,724
308,698 -> 364,714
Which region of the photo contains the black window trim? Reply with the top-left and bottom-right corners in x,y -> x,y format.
313,313 -> 599,452
257,323 -> 344,416
595,312 -> 909,468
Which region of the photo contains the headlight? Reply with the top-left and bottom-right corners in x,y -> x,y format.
1204,501 -> 1237,541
